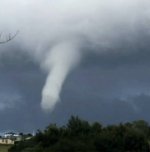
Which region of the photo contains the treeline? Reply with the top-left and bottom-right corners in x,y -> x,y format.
9,116 -> 150,152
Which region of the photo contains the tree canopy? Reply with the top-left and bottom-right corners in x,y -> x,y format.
9,116 -> 150,152
0,31 -> 19,44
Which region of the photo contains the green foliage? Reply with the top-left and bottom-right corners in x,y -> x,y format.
0,145 -> 11,152
9,117 -> 150,152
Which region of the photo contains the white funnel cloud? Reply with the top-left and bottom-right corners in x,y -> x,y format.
41,42 -> 80,111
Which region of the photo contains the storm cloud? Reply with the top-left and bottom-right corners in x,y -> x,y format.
0,0 -> 150,130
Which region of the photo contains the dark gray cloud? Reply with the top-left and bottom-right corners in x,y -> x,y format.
0,0 -> 150,132
0,45 -> 150,132
0,36 -> 150,131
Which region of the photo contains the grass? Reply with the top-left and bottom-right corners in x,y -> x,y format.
0,144 -> 11,152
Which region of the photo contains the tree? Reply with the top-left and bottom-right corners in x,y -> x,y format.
8,117 -> 150,152
67,116 -> 91,136
0,31 -> 19,44
132,120 -> 150,138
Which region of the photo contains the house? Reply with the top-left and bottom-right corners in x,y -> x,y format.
0,132 -> 22,145
0,138 -> 15,145
0,131 -> 33,145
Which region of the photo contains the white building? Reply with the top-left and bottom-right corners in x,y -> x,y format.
0,138 -> 15,145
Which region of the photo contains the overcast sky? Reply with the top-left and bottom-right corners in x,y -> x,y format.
1,0 -> 150,133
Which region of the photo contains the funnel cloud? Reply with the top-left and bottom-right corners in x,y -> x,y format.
0,0 -> 150,111
41,42 -> 80,111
